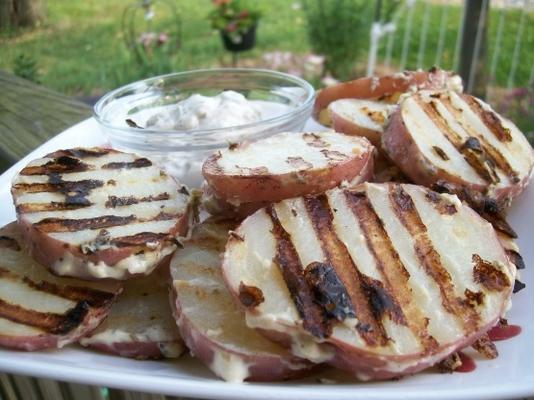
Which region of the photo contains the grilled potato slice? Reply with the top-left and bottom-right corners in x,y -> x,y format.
314,68 -> 462,122
328,99 -> 397,147
202,144 -> 374,219
0,222 -> 120,351
79,269 -> 184,359
11,148 -> 192,281
383,90 -> 534,205
223,183 -> 515,380
202,131 -> 375,207
170,219 -> 314,382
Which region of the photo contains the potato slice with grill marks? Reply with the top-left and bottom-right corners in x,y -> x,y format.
170,219 -> 315,382
382,90 -> 534,206
79,270 -> 185,359
202,131 -> 375,206
314,68 -> 462,121
328,99 -> 397,147
11,147 -> 192,281
0,222 -> 120,351
222,183 -> 515,380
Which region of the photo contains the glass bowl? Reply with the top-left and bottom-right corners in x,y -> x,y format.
93,68 -> 315,187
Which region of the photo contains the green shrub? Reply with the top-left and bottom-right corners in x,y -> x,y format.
302,0 -> 372,80
13,53 -> 40,83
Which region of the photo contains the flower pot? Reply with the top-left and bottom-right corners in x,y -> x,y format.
220,25 -> 257,52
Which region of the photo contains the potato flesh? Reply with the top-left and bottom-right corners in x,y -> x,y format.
223,183 -> 515,370
213,131 -> 371,176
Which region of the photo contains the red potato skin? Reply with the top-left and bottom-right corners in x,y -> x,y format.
204,149 -> 375,218
83,340 -> 183,360
330,111 -> 384,148
221,202 -> 514,380
382,107 -> 532,205
203,139 -> 375,204
16,200 -> 192,282
314,68 -> 456,118
170,290 -> 315,382
0,302 -> 119,351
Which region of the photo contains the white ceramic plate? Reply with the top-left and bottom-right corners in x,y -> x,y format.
0,118 -> 532,400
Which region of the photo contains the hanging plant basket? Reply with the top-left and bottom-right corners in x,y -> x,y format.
220,25 -> 257,52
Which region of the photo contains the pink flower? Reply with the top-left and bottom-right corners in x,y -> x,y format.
157,32 -> 169,46
225,21 -> 237,32
213,0 -> 231,6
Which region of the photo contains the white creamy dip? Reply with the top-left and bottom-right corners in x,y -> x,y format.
145,90 -> 262,130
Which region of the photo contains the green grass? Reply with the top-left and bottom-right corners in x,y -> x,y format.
0,0 -> 310,96
0,0 -> 532,97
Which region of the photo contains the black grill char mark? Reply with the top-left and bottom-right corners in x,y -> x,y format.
304,195 -> 390,346
12,176 -> 103,195
506,250 -> 525,270
101,158 -> 152,170
105,192 -> 170,208
266,205 -> 330,339
344,190 -> 439,353
432,146 -> 449,161
0,298 -> 90,335
34,215 -> 137,233
0,267 -> 115,308
110,232 -> 172,248
462,95 -> 513,142
389,185 -> 481,334
416,96 -> 499,184
425,191 -> 457,215
439,94 -> 520,184
16,201 -> 91,214
304,261 -> 355,322
33,211 -> 179,233
472,254 -> 511,292
0,236 -> 21,251
19,156 -> 91,176
50,148 -> 111,159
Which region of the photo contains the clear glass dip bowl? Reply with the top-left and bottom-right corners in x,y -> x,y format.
94,68 -> 315,187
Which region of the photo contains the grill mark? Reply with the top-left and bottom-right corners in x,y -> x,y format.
0,298 -> 89,335
320,149 -> 348,163
304,195 -> 389,346
415,97 -> 497,184
286,156 -> 313,170
303,133 -> 329,148
462,96 -> 513,142
424,191 -> 457,215
101,158 -> 152,170
16,201 -> 91,213
33,211 -> 179,233
12,179 -> 104,194
50,148 -> 112,159
110,232 -> 172,247
388,185 -> 481,334
344,190 -> 439,352
266,205 -> 330,339
304,261 -> 355,322
506,249 -> 525,270
0,267 -> 116,308
472,254 -> 511,292
19,156 -> 91,176
34,215 -> 137,233
440,95 -> 519,184
105,192 -> 170,208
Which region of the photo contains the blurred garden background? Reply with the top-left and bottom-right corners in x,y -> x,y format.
1,0 -> 533,140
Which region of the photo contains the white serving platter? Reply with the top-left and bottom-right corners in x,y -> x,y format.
0,118 -> 532,400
